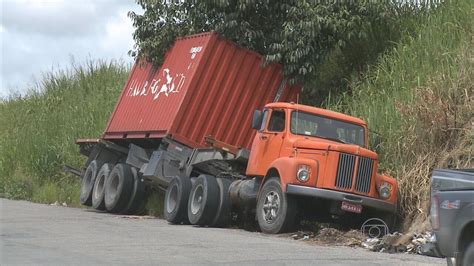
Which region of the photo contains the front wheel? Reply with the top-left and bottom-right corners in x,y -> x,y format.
256,178 -> 296,234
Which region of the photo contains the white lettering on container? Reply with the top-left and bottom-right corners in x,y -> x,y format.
190,46 -> 203,59
126,68 -> 185,101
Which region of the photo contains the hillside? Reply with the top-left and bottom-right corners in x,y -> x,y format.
0,61 -> 129,205
1,1 -> 472,228
327,0 -> 473,227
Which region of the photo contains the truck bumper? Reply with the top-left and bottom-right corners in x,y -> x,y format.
286,184 -> 396,213
433,230 -> 456,258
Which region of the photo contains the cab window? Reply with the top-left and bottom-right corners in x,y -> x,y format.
259,110 -> 269,131
268,110 -> 285,132
290,111 -> 365,146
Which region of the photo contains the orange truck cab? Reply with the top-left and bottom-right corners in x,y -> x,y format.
246,102 -> 398,233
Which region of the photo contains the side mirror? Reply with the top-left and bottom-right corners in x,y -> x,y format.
252,110 -> 262,130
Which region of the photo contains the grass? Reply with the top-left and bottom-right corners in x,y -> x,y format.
0,60 -> 130,206
325,0 -> 473,227
145,190 -> 165,218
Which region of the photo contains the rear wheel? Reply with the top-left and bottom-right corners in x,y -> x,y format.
187,175 -> 219,226
80,160 -> 99,206
104,164 -> 133,213
122,167 -> 146,214
164,176 -> 192,224
256,178 -> 296,234
211,178 -> 232,228
92,163 -> 113,211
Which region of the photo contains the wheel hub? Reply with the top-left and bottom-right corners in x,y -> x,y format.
110,175 -> 119,195
94,175 -> 105,199
166,183 -> 178,213
262,191 -> 280,223
191,184 -> 204,215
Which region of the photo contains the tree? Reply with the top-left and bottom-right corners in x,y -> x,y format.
128,1 -> 394,87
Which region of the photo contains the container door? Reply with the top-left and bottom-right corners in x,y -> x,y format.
246,109 -> 286,176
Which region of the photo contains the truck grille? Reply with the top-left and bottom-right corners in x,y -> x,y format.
335,153 -> 356,189
335,153 -> 374,194
355,157 -> 374,193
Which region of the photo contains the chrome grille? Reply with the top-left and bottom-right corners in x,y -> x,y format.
355,157 -> 374,193
335,153 -> 374,194
335,153 -> 356,189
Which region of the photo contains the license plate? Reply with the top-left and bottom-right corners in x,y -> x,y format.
341,201 -> 363,213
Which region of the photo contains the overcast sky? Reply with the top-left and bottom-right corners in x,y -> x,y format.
0,0 -> 141,98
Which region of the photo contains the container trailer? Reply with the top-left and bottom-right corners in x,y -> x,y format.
74,32 -> 398,233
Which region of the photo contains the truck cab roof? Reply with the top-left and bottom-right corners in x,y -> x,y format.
265,102 -> 367,127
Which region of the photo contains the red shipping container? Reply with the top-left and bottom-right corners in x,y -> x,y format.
103,32 -> 299,149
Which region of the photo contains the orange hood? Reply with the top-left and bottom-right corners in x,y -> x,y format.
293,138 -> 377,159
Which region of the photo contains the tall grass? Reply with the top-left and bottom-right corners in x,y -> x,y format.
326,0 -> 473,226
0,60 -> 129,205
304,2 -> 430,105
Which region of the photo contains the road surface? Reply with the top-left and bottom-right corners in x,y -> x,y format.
0,199 -> 444,265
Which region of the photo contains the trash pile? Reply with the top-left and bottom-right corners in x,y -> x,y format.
287,225 -> 442,258
361,231 -> 441,257
289,228 -> 367,247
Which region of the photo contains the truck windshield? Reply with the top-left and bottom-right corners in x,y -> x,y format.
290,111 -> 365,146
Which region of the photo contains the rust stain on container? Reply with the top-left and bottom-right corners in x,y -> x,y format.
104,32 -> 299,149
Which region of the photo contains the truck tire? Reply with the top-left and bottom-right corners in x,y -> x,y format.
256,178 -> 296,234
92,163 -> 113,211
461,242 -> 474,266
122,167 -> 146,214
211,178 -> 232,228
382,213 -> 397,233
164,176 -> 192,224
104,164 -> 134,213
188,175 -> 219,226
80,160 -> 99,206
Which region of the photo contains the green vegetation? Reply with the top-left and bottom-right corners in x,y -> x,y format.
0,61 -> 129,205
129,1 -> 414,95
1,1 -> 471,229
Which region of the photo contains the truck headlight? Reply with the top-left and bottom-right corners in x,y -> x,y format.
377,182 -> 392,199
297,165 -> 310,183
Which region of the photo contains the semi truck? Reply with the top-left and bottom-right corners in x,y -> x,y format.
74,32 -> 398,233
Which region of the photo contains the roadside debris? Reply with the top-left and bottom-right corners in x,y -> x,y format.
361,231 -> 441,257
287,228 -> 366,247
50,201 -> 68,207
286,220 -> 441,258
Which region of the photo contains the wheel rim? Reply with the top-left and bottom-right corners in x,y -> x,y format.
95,175 -> 105,199
166,183 -> 178,213
190,184 -> 204,215
82,169 -> 93,193
109,174 -> 119,197
85,172 -> 92,185
262,191 -> 280,223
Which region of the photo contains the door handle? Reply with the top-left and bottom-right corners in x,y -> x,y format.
259,135 -> 268,141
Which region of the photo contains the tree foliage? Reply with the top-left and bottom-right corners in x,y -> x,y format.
129,1 -> 402,86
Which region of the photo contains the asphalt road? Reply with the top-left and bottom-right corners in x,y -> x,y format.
0,199 -> 444,265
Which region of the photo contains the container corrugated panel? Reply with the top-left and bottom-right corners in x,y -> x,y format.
104,32 -> 299,149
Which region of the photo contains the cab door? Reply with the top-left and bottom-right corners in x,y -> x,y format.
246,109 -> 286,176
